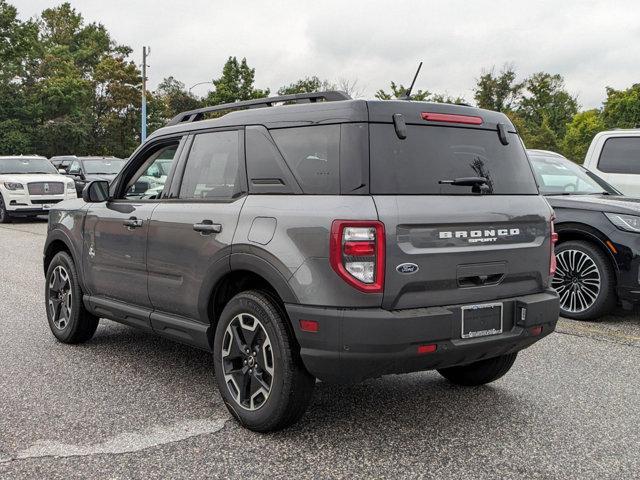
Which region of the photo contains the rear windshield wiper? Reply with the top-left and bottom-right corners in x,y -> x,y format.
439,177 -> 491,194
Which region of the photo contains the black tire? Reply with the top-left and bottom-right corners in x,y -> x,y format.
213,290 -> 315,432
0,194 -> 11,223
553,240 -> 616,321
438,352 -> 518,386
45,251 -> 99,343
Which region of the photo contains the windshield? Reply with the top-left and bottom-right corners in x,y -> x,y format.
370,124 -> 539,195
0,158 -> 58,175
82,159 -> 125,174
528,154 -> 617,195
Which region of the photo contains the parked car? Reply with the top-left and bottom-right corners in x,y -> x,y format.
582,129 -> 640,196
0,155 -> 77,223
528,149 -> 640,320
50,155 -> 78,173
64,156 -> 125,195
44,92 -> 559,432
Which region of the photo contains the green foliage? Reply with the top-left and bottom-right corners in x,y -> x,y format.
375,81 -> 430,101
561,109 -> 605,161
518,72 -> 578,140
277,76 -> 334,95
602,84 -> 640,129
206,56 -> 269,105
474,65 -> 522,112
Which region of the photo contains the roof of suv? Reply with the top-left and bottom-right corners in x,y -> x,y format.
150,92 -> 515,140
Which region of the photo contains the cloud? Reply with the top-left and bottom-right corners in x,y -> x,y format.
16,0 -> 640,108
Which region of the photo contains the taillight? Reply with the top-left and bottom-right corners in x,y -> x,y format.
550,215 -> 558,276
330,220 -> 385,293
421,112 -> 483,125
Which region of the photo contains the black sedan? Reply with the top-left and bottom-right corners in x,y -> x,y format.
64,156 -> 124,195
528,149 -> 640,321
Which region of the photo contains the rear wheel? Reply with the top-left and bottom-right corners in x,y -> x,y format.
0,195 -> 11,223
552,240 -> 616,321
45,251 -> 99,343
438,352 -> 518,386
213,290 -> 315,432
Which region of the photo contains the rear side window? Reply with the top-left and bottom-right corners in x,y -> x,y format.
270,125 -> 340,194
598,137 -> 640,174
179,130 -> 242,200
370,124 -> 538,195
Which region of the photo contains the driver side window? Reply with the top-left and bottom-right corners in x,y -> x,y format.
124,142 -> 180,200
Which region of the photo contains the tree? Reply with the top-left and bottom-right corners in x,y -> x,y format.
206,56 -> 269,105
375,81 -> 430,101
602,84 -> 640,129
154,76 -> 201,119
561,109 -> 605,161
518,72 -> 578,141
277,76 -> 334,95
474,65 -> 523,112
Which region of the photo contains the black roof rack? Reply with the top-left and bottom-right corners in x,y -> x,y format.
166,90 -> 351,126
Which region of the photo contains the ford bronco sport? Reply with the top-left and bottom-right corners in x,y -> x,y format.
43,92 -> 560,431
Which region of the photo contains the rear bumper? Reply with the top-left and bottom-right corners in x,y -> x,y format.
286,290 -> 559,383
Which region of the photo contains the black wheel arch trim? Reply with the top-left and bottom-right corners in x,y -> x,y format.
43,229 -> 88,291
229,251 -> 298,304
555,222 -> 619,281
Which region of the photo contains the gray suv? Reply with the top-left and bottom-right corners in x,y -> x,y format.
43,92 -> 560,431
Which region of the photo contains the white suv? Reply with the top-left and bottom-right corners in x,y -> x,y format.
582,129 -> 640,196
0,155 -> 77,223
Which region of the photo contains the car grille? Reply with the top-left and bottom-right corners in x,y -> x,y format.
30,199 -> 63,205
27,182 -> 64,195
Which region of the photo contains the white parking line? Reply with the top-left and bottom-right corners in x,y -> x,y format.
0,417 -> 229,464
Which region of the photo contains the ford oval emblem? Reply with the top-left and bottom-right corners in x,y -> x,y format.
396,263 -> 419,274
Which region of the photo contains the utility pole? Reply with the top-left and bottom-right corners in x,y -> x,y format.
141,46 -> 150,142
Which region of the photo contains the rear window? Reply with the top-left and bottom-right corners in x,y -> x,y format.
598,137 -> 640,174
270,125 -> 340,194
370,124 -> 538,195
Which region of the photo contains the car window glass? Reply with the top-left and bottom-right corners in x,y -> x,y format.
124,144 -> 179,199
270,125 -> 340,194
179,130 -> 241,200
68,161 -> 81,174
598,137 -> 640,174
529,155 -> 609,194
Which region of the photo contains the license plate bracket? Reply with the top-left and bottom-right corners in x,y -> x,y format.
461,303 -> 503,339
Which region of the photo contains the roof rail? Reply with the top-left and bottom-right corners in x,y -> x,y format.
166,91 -> 352,126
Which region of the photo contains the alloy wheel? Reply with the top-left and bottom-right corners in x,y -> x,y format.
552,249 -> 601,313
48,265 -> 73,329
221,313 -> 274,411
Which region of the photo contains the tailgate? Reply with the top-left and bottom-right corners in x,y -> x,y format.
374,195 -> 553,310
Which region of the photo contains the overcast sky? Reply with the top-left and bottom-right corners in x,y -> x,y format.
16,0 -> 640,108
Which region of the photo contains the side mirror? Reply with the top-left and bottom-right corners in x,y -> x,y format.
58,168 -> 67,174
82,180 -> 110,203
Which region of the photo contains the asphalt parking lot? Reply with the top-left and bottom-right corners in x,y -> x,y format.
0,220 -> 638,479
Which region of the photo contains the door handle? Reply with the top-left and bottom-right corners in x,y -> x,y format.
123,217 -> 143,229
193,220 -> 222,234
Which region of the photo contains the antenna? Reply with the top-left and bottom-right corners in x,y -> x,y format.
401,61 -> 423,100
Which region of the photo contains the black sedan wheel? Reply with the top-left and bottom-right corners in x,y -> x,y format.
552,240 -> 616,321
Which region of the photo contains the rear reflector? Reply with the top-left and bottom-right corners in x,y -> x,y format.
529,326 -> 543,336
550,216 -> 558,276
421,112 -> 483,125
417,344 -> 437,354
299,320 -> 319,333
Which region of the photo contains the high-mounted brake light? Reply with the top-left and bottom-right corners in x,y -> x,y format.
330,220 -> 385,293
421,112 -> 483,125
550,215 -> 558,276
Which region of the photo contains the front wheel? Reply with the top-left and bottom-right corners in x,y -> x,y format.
213,290 -> 315,432
0,194 -> 11,223
45,251 -> 99,343
437,352 -> 518,386
552,240 -> 616,321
